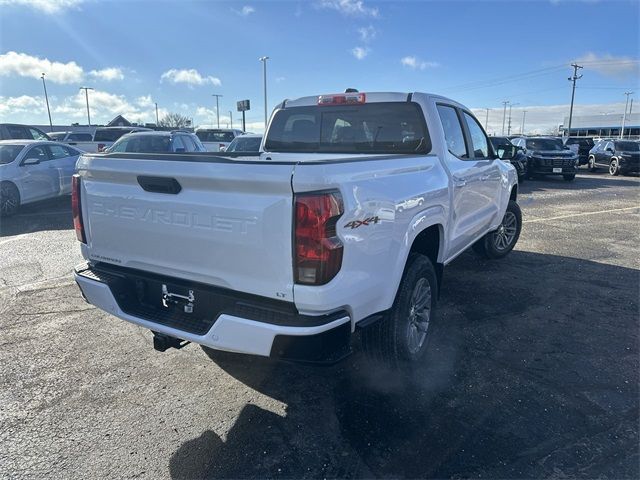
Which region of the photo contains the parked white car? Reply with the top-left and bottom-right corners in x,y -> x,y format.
195,128 -> 243,152
73,91 -> 521,369
106,131 -> 206,153
0,140 -> 83,216
48,131 -> 95,152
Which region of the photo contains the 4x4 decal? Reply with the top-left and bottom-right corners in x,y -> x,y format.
344,216 -> 380,229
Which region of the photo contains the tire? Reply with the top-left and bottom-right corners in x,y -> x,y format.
563,174 -> 576,181
0,182 -> 20,217
473,200 -> 522,259
361,253 -> 438,369
609,158 -> 620,176
588,156 -> 597,172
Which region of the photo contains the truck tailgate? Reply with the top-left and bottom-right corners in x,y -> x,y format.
76,155 -> 295,301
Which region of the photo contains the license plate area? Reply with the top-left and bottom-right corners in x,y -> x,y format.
553,167 -> 562,173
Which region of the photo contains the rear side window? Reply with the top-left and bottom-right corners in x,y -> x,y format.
0,145 -> 25,164
462,111 -> 490,159
48,145 -> 73,159
49,133 -> 68,141
196,131 -> 235,142
94,129 -> 129,142
69,133 -> 92,141
6,125 -> 29,139
265,102 -> 430,154
437,105 -> 468,158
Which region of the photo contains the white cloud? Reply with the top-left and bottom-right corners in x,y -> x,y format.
357,25 -> 376,42
400,56 -> 439,70
232,5 -> 255,15
573,52 -> 639,79
318,0 -> 379,17
135,95 -> 154,108
89,67 -> 124,81
0,95 -> 44,116
0,0 -> 84,14
160,68 -> 221,87
275,76 -> 286,83
0,51 -> 84,84
351,46 -> 369,60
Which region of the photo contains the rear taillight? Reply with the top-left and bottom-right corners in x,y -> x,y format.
72,174 -> 86,243
294,191 -> 344,285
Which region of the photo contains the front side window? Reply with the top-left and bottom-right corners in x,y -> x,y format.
180,135 -> 197,152
436,104 -> 468,159
49,133 -> 68,141
265,102 -> 429,154
463,111 -> 490,159
24,145 -> 50,163
172,136 -> 185,152
48,145 -> 72,159
29,128 -> 49,140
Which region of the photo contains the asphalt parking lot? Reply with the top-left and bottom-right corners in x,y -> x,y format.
1,171 -> 638,479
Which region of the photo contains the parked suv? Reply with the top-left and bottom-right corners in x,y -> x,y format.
564,137 -> 594,166
0,123 -> 51,141
489,136 -> 527,182
106,131 -> 206,153
588,139 -> 640,176
195,128 -> 243,152
93,126 -> 151,152
511,136 -> 578,181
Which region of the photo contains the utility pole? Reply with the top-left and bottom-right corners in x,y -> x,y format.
566,63 -> 583,138
79,87 -> 94,126
507,103 -> 518,136
40,73 -> 53,131
521,110 -> 527,135
155,102 -> 159,125
620,91 -> 633,139
259,56 -> 269,128
484,108 -> 490,131
628,98 -> 634,138
212,94 -> 223,129
228,110 -> 233,129
501,101 -> 509,135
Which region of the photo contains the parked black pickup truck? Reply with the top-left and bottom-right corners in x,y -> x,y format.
564,136 -> 594,166
510,136 -> 579,181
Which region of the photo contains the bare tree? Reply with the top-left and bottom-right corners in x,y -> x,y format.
158,112 -> 191,129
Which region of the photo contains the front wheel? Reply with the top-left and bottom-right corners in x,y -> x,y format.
563,174 -> 576,181
609,158 -> 620,176
588,156 -> 597,172
361,253 -> 438,369
0,182 -> 20,217
473,200 -> 522,259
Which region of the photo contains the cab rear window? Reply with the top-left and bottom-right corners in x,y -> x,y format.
264,102 -> 430,154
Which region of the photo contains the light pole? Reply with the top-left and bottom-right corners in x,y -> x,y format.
566,63 -> 583,138
259,56 -> 269,128
501,101 -> 509,135
484,108 -> 490,131
229,110 -> 233,129
521,110 -> 527,135
155,102 -> 159,125
79,87 -> 94,126
620,91 -> 634,139
41,73 -> 53,132
212,94 -> 223,129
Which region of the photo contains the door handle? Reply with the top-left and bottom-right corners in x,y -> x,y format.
453,177 -> 467,188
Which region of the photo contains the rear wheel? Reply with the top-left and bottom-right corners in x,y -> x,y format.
563,174 -> 576,181
609,158 -> 620,176
588,156 -> 597,172
0,182 -> 20,217
361,253 -> 437,369
473,200 -> 522,259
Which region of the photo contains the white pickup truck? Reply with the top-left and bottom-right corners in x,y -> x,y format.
73,91 -> 521,368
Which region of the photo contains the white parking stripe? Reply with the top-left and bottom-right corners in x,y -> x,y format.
523,206 -> 640,224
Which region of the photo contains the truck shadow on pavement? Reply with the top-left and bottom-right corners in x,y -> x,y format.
169,250 -> 639,479
0,196 -> 72,237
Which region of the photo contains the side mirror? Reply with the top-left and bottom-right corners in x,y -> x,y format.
496,145 -> 517,161
219,146 -> 226,152
22,157 -> 40,166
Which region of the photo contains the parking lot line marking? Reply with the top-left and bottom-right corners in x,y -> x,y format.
523,206 -> 640,224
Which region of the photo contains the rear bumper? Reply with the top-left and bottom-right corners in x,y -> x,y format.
74,263 -> 351,362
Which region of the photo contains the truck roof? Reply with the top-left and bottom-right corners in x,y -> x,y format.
281,91 -> 464,109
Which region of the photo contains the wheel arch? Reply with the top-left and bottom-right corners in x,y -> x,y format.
408,224 -> 445,295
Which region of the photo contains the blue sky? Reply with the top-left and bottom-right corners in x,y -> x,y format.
0,0 -> 638,133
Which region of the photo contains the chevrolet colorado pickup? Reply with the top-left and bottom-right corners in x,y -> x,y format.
73,91 -> 522,368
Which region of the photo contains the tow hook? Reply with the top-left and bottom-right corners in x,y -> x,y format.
152,331 -> 190,352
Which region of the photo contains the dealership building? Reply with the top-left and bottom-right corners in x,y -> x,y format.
561,112 -> 640,138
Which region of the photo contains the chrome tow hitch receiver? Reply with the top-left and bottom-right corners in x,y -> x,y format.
161,284 -> 195,313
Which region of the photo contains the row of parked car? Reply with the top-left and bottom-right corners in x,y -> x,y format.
489,135 -> 640,181
0,123 -> 264,216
